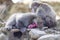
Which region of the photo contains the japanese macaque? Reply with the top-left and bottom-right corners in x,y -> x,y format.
5,13 -> 37,38
36,3 -> 57,28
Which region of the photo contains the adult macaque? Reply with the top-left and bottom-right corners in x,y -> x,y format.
36,3 -> 57,28
5,13 -> 37,38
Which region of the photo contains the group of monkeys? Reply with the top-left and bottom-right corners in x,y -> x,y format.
5,2 -> 57,38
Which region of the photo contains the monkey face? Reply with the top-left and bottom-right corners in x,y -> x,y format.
34,17 -> 44,28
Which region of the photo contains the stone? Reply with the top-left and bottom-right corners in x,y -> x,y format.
37,34 -> 60,40
29,29 -> 46,39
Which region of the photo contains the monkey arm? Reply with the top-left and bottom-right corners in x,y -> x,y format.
5,14 -> 16,31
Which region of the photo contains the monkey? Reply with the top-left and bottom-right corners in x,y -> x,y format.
5,13 -> 37,38
36,3 -> 57,28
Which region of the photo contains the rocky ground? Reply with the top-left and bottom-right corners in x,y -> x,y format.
23,19 -> 60,40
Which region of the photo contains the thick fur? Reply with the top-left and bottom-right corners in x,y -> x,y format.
5,13 -> 37,38
36,3 -> 57,28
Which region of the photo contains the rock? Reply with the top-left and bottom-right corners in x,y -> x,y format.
29,29 -> 46,39
37,34 -> 60,40
0,27 -> 9,34
0,33 -> 8,40
45,29 -> 60,34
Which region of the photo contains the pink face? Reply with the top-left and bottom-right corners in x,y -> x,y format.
28,17 -> 44,29
28,22 -> 37,29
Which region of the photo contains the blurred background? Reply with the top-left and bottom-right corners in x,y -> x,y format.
0,0 -> 60,27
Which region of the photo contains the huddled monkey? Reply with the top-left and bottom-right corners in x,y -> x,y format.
36,3 -> 57,28
5,13 -> 37,39
31,2 -> 57,28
